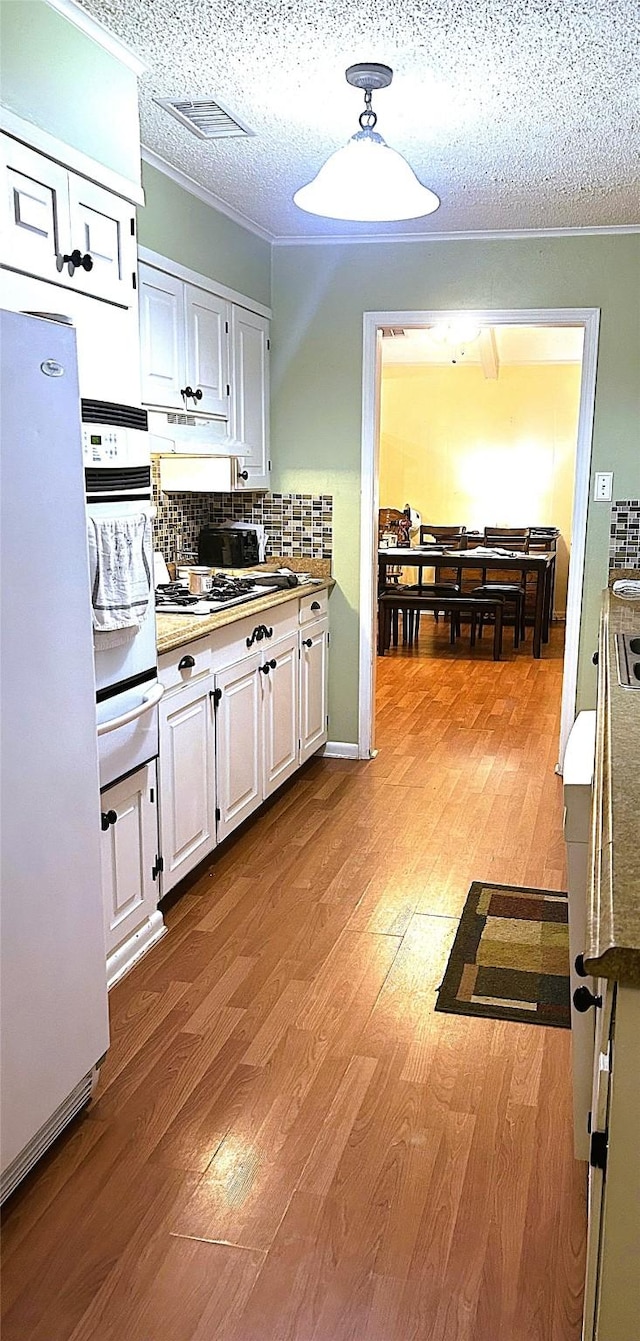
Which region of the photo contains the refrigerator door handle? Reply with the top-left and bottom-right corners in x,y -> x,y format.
96,682 -> 165,737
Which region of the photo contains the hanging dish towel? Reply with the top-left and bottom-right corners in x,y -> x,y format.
87,513 -> 152,635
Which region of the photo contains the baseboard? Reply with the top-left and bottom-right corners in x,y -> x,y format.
106,911 -> 166,990
322,741 -> 361,759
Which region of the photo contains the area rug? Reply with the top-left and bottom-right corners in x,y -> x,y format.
435,882 -> 571,1029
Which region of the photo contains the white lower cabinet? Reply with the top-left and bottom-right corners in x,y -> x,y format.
215,650 -> 263,843
157,594 -> 331,892
299,618 -> 329,763
158,674 -> 217,894
100,762 -> 164,986
263,632 -> 300,797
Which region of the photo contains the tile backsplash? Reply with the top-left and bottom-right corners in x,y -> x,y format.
609,499 -> 640,571
151,459 -> 332,562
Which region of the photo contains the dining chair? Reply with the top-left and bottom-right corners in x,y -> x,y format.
471,531 -> 531,644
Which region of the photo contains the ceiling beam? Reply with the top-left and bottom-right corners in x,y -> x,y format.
479,328 -> 499,379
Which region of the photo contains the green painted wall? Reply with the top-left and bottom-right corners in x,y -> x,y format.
271,235 -> 640,745
0,0 -> 140,181
138,162 -> 271,308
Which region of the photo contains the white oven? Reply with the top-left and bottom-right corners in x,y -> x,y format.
82,400 -> 163,789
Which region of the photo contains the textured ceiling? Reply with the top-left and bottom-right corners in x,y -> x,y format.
81,0 -> 640,239
382,325 -> 585,364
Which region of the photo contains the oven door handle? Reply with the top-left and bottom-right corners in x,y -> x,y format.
96,681 -> 165,737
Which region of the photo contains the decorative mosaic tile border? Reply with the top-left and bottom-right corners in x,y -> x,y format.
151,459 -> 332,563
609,499 -> 640,571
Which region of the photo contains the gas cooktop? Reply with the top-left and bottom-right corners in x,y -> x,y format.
155,577 -> 273,615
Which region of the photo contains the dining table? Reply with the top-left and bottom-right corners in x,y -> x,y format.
378,545 -> 556,658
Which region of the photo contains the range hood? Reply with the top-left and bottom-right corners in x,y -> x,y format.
159,454 -> 238,493
148,409 -> 250,459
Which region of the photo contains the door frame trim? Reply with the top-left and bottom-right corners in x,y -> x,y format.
358,306 -> 601,768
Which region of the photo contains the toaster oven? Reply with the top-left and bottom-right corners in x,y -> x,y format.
198,525 -> 260,568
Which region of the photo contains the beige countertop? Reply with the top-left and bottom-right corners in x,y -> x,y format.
584,582 -> 640,985
157,564 -> 333,656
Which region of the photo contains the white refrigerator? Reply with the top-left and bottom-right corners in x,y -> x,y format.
0,310 -> 110,1203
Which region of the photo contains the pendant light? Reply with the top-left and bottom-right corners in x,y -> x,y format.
293,63 -> 440,223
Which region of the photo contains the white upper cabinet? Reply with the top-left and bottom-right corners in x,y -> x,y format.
185,284 -> 230,417
67,175 -> 136,306
138,254 -> 271,486
139,262 -> 230,416
1,138 -> 70,281
139,264 -> 184,409
1,135 -> 136,308
231,306 -> 270,490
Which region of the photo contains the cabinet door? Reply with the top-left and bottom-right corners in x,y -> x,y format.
0,135 -> 71,283
215,652 -> 262,842
159,676 -> 216,894
230,307 -> 270,489
67,174 -> 136,306
139,263 -> 185,409
185,284 -> 230,417
100,763 -> 158,958
299,618 -> 329,763
263,632 -> 299,799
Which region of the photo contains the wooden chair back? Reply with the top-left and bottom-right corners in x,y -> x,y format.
419,525 -> 465,546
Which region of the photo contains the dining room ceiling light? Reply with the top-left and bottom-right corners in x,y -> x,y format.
293,63 -> 440,223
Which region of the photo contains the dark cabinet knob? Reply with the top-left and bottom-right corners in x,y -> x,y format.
101,809 -> 117,831
193,388 -> 203,400
60,249 -> 93,272
575,954 -> 588,978
269,658 -> 277,669
178,654 -> 195,670
573,986 -> 603,1013
592,651 -> 599,665
311,601 -> 321,611
259,663 -> 271,674
302,638 -> 313,648
238,470 -> 249,481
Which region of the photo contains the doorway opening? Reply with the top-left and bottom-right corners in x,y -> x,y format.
359,308 -> 600,768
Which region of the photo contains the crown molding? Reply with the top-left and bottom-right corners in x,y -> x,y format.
43,0 -> 145,75
0,105 -> 144,204
140,148 -> 275,244
273,223 -> 640,247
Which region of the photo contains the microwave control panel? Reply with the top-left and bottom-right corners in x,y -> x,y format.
81,424 -> 148,469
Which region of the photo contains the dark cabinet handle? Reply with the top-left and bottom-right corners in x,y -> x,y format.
573,986 -> 603,1013
238,470 -> 249,481
178,654 -> 195,670
264,625 -> 273,638
311,601 -> 321,611
60,249 -> 93,272
193,388 -> 203,401
575,954 -> 588,978
302,638 -> 313,648
269,658 -> 277,669
101,809 -> 117,831
259,663 -> 271,675
592,651 -> 599,666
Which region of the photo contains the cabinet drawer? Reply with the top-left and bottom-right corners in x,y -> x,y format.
209,601 -> 298,670
299,589 -> 328,624
159,640 -> 212,692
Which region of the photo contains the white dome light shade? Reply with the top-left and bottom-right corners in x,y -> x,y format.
293,131 -> 440,222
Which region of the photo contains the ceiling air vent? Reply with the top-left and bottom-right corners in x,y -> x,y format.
155,97 -> 255,140
381,327 -> 406,338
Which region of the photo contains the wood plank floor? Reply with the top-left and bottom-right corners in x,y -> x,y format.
1,624 -> 586,1340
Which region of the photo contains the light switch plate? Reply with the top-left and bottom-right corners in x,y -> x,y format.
594,472 -> 613,501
